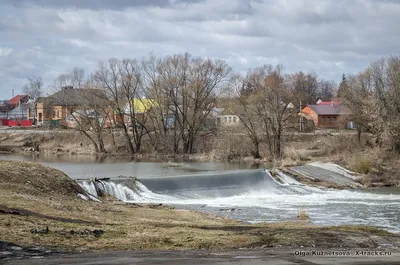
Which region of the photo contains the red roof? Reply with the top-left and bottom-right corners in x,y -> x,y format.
9,95 -> 28,105
307,104 -> 341,115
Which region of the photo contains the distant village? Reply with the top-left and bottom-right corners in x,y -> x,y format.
0,87 -> 356,131
2,54 -> 399,158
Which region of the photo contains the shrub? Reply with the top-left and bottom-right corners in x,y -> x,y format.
282,147 -> 311,166
351,156 -> 373,174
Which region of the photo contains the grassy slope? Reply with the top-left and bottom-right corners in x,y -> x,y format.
0,160 -> 399,252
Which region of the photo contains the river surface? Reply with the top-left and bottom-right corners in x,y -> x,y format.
0,154 -> 259,179
1,154 -> 399,233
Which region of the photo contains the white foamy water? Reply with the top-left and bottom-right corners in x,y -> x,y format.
79,176 -> 400,233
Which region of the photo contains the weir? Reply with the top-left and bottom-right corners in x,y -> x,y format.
78,169 -> 318,202
77,168 -> 400,232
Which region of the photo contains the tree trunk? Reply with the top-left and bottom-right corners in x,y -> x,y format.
97,133 -> 106,153
252,141 -> 261,159
119,115 -> 134,154
274,132 -> 282,159
134,138 -> 141,154
183,140 -> 189,154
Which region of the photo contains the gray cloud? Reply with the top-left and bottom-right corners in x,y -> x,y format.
6,0 -> 206,9
0,0 -> 399,98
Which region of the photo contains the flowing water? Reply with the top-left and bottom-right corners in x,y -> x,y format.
1,154 -> 399,232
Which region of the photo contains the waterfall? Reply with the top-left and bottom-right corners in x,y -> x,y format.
79,180 -> 148,202
80,181 -> 98,197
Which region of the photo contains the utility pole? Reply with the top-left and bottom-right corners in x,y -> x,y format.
299,99 -> 303,132
12,89 -> 14,98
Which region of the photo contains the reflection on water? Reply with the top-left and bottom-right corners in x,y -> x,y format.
0,154 -> 261,179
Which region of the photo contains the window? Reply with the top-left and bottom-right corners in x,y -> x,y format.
57,110 -> 60,118
224,117 -> 228,123
52,111 -> 56,118
228,117 -> 232,123
333,117 -> 337,124
321,117 -> 325,124
233,117 -> 237,123
327,117 -> 331,124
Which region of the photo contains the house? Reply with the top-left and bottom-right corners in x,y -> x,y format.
300,98 -> 355,129
9,95 -> 29,107
115,98 -> 159,127
0,104 -> 11,119
0,95 -> 29,120
35,86 -> 108,127
209,98 -> 241,127
215,108 -> 240,127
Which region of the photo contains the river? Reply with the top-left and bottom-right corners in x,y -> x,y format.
1,154 -> 399,233
0,154 -> 259,179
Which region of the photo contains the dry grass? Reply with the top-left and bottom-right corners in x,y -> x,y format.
0,160 -> 398,251
0,160 -> 85,197
282,147 -> 311,167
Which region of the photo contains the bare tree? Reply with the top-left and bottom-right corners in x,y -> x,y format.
70,67 -> 85,88
287,71 -> 319,105
235,65 -> 296,159
342,56 -> 400,151
141,54 -> 231,154
94,58 -> 151,154
52,67 -> 85,91
232,74 -> 264,158
317,80 -> 336,101
68,80 -> 109,154
23,76 -> 43,121
50,68 -> 109,153
94,58 -> 134,154
53,73 -> 71,90
23,76 -> 43,100
142,55 -> 178,153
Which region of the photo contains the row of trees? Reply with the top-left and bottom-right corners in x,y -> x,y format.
23,53 -> 338,158
341,56 -> 400,152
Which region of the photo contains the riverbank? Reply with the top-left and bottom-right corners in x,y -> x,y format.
0,160 -> 399,260
0,129 -> 399,187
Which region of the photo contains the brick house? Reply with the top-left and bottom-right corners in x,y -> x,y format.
300,99 -> 355,129
35,86 -> 108,127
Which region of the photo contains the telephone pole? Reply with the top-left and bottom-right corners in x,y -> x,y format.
299,100 -> 303,132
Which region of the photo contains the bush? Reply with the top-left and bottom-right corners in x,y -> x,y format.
351,156 -> 373,174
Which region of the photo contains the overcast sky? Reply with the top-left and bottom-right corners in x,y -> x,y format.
0,0 -> 399,99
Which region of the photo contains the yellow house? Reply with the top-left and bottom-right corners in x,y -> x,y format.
132,98 -> 158,113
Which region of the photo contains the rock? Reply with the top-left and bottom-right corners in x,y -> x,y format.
93,229 -> 104,238
30,226 -> 49,234
219,208 -> 240,212
58,229 -> 105,238
0,251 -> 13,258
10,246 -> 22,251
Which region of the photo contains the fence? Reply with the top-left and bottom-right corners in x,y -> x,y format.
20,120 -> 33,127
0,119 -> 33,127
